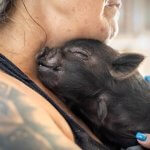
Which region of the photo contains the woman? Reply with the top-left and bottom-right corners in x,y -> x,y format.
1,0 -> 148,149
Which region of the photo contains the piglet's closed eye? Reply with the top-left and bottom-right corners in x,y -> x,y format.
109,53 -> 144,80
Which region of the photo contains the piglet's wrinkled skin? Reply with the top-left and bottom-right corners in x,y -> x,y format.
36,39 -> 150,150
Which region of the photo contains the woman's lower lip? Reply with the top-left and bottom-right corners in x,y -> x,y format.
106,3 -> 121,8
106,0 -> 122,8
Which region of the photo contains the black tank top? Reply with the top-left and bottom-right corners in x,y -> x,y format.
0,53 -> 106,150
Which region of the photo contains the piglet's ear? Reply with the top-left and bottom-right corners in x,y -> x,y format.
110,53 -> 144,80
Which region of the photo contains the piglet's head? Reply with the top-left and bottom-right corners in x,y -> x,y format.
36,40 -> 144,90
36,39 -> 144,103
36,39 -> 144,125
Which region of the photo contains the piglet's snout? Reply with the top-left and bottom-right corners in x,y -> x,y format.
37,48 -> 62,71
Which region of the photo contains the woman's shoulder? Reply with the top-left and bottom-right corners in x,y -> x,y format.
0,70 -> 80,150
0,70 -> 53,111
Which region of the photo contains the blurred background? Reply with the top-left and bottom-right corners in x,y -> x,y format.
109,0 -> 150,76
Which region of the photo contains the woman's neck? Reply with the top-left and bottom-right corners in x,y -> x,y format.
0,26 -> 45,77
0,0 -> 46,77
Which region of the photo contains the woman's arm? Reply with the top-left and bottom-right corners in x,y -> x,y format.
0,72 -> 80,150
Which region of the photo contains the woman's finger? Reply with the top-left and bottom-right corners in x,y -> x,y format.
136,133 -> 150,149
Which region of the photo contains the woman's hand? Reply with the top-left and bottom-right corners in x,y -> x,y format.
136,132 -> 150,149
